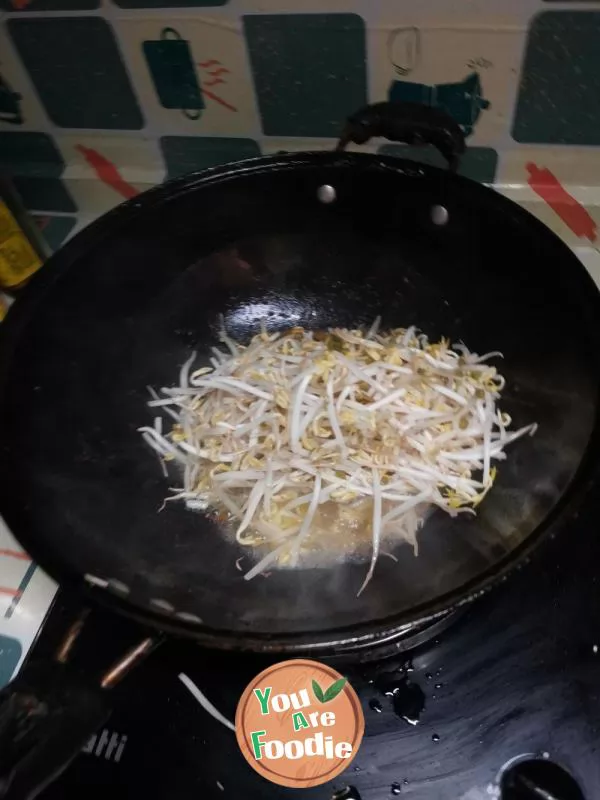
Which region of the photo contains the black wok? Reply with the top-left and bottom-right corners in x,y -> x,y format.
0,103 -> 599,798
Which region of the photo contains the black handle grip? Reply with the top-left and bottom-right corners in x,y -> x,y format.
338,101 -> 466,171
0,661 -> 111,800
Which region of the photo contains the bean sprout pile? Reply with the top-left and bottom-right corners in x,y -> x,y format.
141,322 -> 536,594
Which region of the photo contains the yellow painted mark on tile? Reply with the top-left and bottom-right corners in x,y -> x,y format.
0,202 -> 42,288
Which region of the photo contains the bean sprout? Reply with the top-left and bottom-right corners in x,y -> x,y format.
142,324 -> 536,593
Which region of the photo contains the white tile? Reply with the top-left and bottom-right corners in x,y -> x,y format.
574,246 -> 600,291
0,517 -> 56,684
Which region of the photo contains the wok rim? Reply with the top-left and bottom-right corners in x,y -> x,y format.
2,150 -> 600,655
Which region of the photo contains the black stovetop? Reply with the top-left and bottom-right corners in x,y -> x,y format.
34,492 -> 600,800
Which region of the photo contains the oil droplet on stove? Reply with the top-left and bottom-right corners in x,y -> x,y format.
391,781 -> 402,795
332,786 -> 362,800
425,672 -> 432,680
432,733 -> 440,742
391,679 -> 425,725
434,683 -> 443,690
353,766 -> 362,773
369,699 -> 383,713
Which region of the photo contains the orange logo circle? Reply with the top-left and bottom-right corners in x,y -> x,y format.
235,659 -> 364,788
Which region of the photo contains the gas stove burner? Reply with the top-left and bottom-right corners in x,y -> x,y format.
500,758 -> 585,800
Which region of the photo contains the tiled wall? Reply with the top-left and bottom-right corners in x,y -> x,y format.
1,0 -> 600,252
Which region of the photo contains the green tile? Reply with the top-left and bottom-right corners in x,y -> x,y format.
0,71 -> 22,125
8,17 -> 143,130
0,0 -> 98,9
33,214 -> 77,251
0,132 -> 73,213
388,73 -> 490,139
378,144 -> 498,184
143,28 -> 204,113
13,177 -> 77,213
160,136 -> 261,179
513,11 -> 600,144
243,13 -> 367,137
114,0 -> 226,5
0,132 -> 64,178
0,636 -> 21,688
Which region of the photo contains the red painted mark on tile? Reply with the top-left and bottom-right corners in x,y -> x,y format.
205,67 -> 230,78
34,216 -> 50,232
196,60 -> 236,111
201,87 -> 237,113
526,162 -> 597,242
0,588 -> 21,598
76,145 -> 139,200
0,549 -> 30,561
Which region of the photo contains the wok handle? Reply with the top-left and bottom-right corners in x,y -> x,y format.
337,101 -> 466,171
0,610 -> 158,800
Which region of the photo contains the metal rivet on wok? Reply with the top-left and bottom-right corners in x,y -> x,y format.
85,573 -> 108,588
317,184 -> 336,204
150,598 -> 174,612
431,205 -> 449,225
176,611 -> 203,623
108,579 -> 130,594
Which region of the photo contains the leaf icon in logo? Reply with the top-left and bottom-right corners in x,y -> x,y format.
312,679 -> 325,703
312,677 -> 347,703
323,677 -> 347,702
